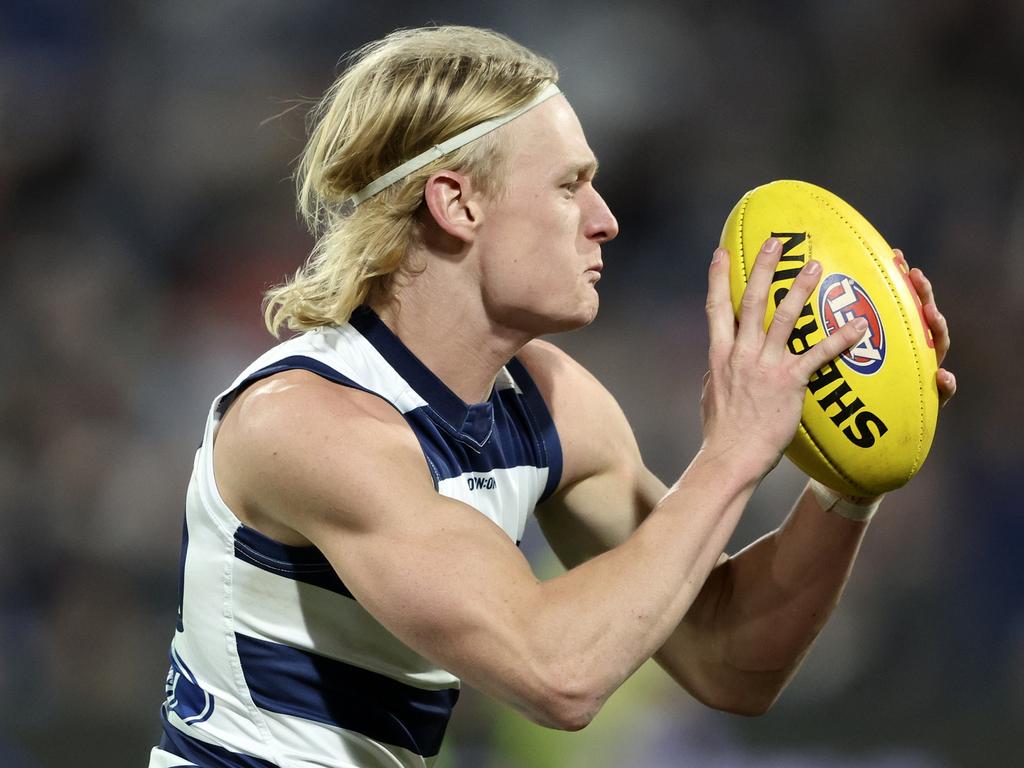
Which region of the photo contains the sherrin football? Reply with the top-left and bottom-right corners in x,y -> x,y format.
720,180 -> 939,497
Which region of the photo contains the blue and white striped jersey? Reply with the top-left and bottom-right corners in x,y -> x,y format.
149,306 -> 562,768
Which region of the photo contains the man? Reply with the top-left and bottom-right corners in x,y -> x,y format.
150,25 -> 955,768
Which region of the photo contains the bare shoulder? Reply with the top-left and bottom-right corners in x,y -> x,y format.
515,339 -> 642,490
214,370 -> 432,541
515,339 -> 629,418
223,369 -> 413,448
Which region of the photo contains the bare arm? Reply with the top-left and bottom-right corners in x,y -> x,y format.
534,249 -> 955,716
217,369 -> 762,731
538,444 -> 869,716
668,250 -> 956,713
658,485 -> 871,714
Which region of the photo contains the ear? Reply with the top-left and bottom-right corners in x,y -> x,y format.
422,171 -> 483,243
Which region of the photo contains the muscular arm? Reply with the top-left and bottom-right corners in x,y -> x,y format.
532,250 -> 954,716
528,339 -> 867,715
658,486 -> 868,715
216,369 -> 762,731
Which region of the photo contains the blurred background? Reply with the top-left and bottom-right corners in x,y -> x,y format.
1,0 -> 1021,765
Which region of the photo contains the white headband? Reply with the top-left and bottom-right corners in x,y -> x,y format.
346,82 -> 562,207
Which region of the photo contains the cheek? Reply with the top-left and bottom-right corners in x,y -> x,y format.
492,256 -> 548,302
478,202 -> 584,297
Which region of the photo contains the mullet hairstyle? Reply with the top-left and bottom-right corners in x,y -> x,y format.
264,25 -> 559,336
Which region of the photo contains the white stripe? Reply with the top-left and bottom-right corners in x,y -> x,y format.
174,486 -> 281,754
177,480 -> 244,700
231,558 -> 460,690
494,364 -> 520,393
147,746 -> 196,768
165,710 -> 281,766
304,324 -> 428,414
218,324 -> 426,419
261,708 -> 434,768
437,464 -> 548,543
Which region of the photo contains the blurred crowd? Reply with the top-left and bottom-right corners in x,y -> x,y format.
1,1 -> 1021,766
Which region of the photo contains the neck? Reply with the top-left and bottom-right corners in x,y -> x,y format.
369,256 -> 530,405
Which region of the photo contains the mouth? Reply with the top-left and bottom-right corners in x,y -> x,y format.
585,263 -> 603,277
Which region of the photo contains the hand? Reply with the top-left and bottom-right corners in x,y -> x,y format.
900,249 -> 956,408
701,238 -> 869,478
814,250 -> 954,508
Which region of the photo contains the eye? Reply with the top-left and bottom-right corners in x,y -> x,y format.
562,181 -> 581,196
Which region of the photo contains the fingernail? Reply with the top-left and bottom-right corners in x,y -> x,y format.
712,248 -> 725,264
805,260 -> 821,275
853,318 -> 868,332
765,237 -> 780,252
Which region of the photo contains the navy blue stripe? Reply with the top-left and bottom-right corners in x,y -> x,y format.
506,357 -> 563,501
160,711 -> 279,767
233,527 -> 355,599
235,633 -> 458,757
404,396 -> 540,483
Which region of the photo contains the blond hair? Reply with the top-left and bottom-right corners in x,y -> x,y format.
264,25 -> 559,336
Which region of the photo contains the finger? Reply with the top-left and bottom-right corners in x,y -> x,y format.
763,259 -> 822,360
736,237 -> 784,348
706,248 -> 735,364
937,368 -> 956,408
797,317 -> 868,380
905,259 -> 950,367
909,265 -> 937,308
923,302 -> 950,366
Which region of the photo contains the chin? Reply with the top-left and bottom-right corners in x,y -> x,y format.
547,296 -> 600,333
575,298 -> 600,328
489,290 -> 599,337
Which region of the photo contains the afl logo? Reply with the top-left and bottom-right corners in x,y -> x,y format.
818,273 -> 886,375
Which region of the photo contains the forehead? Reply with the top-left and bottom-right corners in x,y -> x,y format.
498,95 -> 596,173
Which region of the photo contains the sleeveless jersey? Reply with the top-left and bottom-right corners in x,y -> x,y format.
148,307 -> 562,768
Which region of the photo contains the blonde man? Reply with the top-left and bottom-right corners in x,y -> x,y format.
150,25 -> 955,768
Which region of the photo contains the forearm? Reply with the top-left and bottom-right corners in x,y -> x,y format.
656,480 -> 870,713
518,449 -> 760,725
722,482 -> 869,666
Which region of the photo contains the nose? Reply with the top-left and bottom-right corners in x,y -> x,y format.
584,186 -> 619,244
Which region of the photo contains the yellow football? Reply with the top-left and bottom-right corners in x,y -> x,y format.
720,179 -> 939,497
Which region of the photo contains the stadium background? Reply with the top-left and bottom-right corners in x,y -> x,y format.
2,1 -> 1021,765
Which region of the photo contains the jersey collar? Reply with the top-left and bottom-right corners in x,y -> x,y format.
349,306 -> 496,449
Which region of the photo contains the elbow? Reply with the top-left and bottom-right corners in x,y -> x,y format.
537,707 -> 594,733
533,700 -> 598,733
692,676 -> 784,718
672,659 -> 784,717
715,691 -> 779,718
525,667 -> 608,732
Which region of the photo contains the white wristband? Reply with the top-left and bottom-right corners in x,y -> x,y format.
807,479 -> 882,522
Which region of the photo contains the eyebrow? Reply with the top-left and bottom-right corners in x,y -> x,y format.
562,158 -> 600,179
